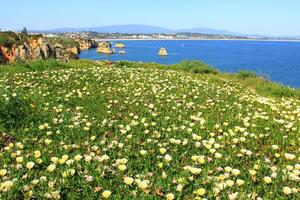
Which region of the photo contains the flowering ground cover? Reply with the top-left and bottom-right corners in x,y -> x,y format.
0,61 -> 299,199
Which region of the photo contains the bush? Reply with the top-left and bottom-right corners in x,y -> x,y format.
171,60 -> 218,74
237,70 -> 257,79
0,31 -> 22,49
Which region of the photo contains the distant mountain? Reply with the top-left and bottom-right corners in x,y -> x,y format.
177,27 -> 244,36
33,24 -> 293,37
36,25 -> 173,34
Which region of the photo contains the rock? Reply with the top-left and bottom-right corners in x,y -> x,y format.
115,43 -> 125,48
158,47 -> 168,56
76,38 -> 97,50
0,32 -> 82,64
97,42 -> 115,54
119,50 -> 126,54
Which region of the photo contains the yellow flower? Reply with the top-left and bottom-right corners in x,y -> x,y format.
16,156 -> 23,163
34,151 -> 41,158
236,179 -> 244,186
159,148 -> 167,154
198,156 -> 205,164
0,169 -> 7,177
194,188 -> 206,196
74,155 -> 83,161
47,164 -> 56,172
284,153 -> 295,160
283,187 -> 292,195
51,157 -> 59,163
26,162 -> 35,170
140,150 -> 147,155
249,169 -> 257,176
102,190 -> 111,199
164,154 -> 172,162
118,165 -> 127,171
166,193 -> 175,200
123,177 -> 134,185
232,169 -> 241,176
226,180 -> 234,187
263,176 -> 272,184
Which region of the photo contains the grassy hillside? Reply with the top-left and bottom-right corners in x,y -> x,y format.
0,60 -> 299,199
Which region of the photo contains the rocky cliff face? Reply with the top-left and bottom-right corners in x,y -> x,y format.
76,38 -> 97,50
0,33 -> 87,64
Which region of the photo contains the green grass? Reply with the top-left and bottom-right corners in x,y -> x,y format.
0,60 -> 299,199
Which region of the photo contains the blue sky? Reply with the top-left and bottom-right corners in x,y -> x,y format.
1,0 -> 300,36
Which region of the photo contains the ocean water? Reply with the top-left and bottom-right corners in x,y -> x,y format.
79,40 -> 300,88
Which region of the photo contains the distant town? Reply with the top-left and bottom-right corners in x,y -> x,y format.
22,31 -> 299,41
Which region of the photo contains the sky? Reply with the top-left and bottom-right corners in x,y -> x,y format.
1,0 -> 300,36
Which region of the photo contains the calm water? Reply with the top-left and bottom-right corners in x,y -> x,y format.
79,40 -> 300,88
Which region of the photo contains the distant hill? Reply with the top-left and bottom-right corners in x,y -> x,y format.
177,27 -> 244,36
32,24 -> 245,36
36,25 -> 173,34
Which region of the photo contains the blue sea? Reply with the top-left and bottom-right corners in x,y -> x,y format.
79,40 -> 300,88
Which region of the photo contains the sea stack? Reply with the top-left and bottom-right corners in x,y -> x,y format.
97,42 -> 115,54
158,47 -> 168,56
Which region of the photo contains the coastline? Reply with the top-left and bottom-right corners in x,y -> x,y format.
95,38 -> 300,42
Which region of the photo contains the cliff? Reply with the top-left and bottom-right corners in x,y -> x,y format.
76,38 -> 97,50
0,32 -> 88,64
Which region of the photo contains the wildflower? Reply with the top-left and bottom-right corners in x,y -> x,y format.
102,190 -> 112,198
34,151 -> 41,158
118,164 -> 127,171
16,156 -> 24,163
74,155 -> 83,161
283,187 -> 292,195
249,169 -> 256,176
159,148 -> 167,154
263,176 -> 272,184
26,162 -> 35,170
194,188 -> 206,196
284,153 -> 296,160
232,169 -> 241,176
140,150 -> 147,155
0,169 -> 7,177
47,164 -> 56,172
0,180 -> 14,192
123,177 -> 134,185
166,193 -> 175,200
164,154 -> 172,162
236,179 -> 244,186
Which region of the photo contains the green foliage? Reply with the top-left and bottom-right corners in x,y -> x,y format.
114,60 -> 138,68
0,31 -> 22,49
23,59 -> 69,71
0,96 -> 34,130
45,37 -> 78,48
237,70 -> 258,79
171,60 -> 219,74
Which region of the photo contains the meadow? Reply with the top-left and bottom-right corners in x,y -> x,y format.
0,60 -> 299,199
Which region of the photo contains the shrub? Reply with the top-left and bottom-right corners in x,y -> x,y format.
171,60 -> 218,74
0,31 -> 22,49
237,70 -> 257,79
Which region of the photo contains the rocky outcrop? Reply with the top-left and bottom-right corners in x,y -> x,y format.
0,34 -> 80,64
97,42 -> 115,54
158,47 -> 168,56
76,38 -> 97,50
115,43 -> 125,48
